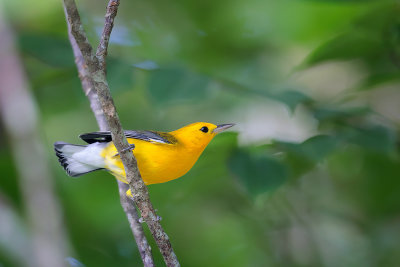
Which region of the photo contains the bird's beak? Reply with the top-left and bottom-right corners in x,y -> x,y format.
212,123 -> 235,134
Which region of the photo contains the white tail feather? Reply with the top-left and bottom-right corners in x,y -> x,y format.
54,142 -> 105,177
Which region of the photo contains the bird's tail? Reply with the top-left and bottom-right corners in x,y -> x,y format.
54,141 -> 105,177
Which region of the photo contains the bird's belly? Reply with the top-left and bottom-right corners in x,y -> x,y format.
102,140 -> 198,185
139,156 -> 194,184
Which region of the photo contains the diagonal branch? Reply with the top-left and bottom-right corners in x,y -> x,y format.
63,1 -> 154,266
63,0 -> 180,266
63,0 -> 98,73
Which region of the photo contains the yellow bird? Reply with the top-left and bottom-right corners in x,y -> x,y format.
54,122 -> 234,186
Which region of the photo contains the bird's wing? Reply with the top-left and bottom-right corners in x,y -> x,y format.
79,130 -> 177,144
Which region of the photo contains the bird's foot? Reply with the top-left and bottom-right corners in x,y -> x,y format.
113,144 -> 135,157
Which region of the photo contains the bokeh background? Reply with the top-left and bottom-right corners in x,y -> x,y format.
1,0 -> 400,266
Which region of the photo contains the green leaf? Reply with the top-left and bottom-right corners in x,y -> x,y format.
277,135 -> 338,162
302,31 -> 383,68
217,77 -> 312,112
272,135 -> 338,179
228,148 -> 288,196
360,152 -> 400,218
147,67 -> 210,104
300,2 -> 400,71
299,135 -> 338,161
340,126 -> 396,154
328,148 -> 400,219
312,106 -> 370,122
358,72 -> 400,90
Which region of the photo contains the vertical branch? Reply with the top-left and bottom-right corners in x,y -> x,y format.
63,0 -> 180,266
118,182 -> 154,266
0,3 -> 70,267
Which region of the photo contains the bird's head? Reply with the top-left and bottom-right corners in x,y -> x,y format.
171,122 -> 234,150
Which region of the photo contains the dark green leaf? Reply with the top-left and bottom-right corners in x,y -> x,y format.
228,148 -> 288,195
340,126 -> 396,154
302,31 -> 383,68
358,72 -> 400,90
312,106 -> 370,122
360,152 -> 400,218
217,77 -> 312,111
277,135 -> 338,162
299,135 -> 338,161
271,135 -> 338,180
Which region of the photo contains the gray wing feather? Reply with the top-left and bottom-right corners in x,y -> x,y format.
79,130 -> 172,144
125,130 -> 171,144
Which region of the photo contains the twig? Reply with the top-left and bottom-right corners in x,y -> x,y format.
63,0 -> 180,266
118,182 -> 153,266
96,0 -> 120,70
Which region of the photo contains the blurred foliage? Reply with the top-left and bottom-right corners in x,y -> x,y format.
1,0 -> 400,266
302,1 -> 400,90
229,145 -> 289,196
148,66 -> 210,105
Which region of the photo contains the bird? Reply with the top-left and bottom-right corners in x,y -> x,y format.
54,122 -> 234,188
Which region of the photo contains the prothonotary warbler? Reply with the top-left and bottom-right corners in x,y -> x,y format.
54,122 -> 234,191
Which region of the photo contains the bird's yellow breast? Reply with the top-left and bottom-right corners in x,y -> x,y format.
100,138 -> 205,185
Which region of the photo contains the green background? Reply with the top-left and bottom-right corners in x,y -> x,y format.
1,0 -> 400,266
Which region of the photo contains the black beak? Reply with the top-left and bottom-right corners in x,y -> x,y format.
212,123 -> 235,134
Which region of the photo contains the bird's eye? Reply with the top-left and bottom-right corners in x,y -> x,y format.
200,126 -> 209,133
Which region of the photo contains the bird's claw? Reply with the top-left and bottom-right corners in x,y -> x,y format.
121,144 -> 136,153
113,144 -> 135,157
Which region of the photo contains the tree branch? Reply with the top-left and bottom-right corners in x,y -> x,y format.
63,0 -> 180,266
63,0 -> 98,73
63,2 -> 154,266
64,22 -> 108,128
118,182 -> 153,266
